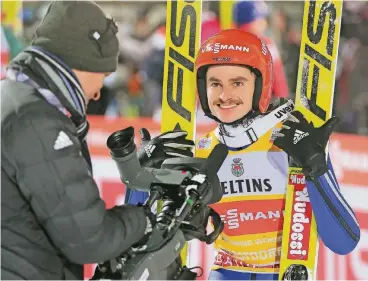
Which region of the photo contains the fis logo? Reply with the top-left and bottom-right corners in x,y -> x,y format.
293,129 -> 309,144
299,1 -> 340,120
163,0 -> 200,131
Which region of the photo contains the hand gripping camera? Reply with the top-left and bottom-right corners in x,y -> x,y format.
91,127 -> 228,280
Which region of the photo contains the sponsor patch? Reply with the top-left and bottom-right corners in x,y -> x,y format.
201,42 -> 250,54
231,158 -> 244,177
213,199 -> 285,236
197,136 -> 212,149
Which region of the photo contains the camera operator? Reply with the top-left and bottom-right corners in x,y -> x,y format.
1,1 -> 193,280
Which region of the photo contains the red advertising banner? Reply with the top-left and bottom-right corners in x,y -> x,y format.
84,116 -> 368,280
286,181 -> 312,261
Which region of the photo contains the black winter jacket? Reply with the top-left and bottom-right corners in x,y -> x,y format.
1,79 -> 147,279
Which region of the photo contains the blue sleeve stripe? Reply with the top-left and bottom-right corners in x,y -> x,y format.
325,155 -> 359,224
327,170 -> 339,190
327,169 -> 352,215
324,171 -> 359,226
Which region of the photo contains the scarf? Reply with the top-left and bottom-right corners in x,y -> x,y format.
6,47 -> 92,171
215,99 -> 295,149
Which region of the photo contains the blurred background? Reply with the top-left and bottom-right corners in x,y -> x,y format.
1,1 -> 368,280
2,0 -> 368,134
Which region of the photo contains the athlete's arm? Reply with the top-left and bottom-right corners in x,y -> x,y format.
306,155 -> 360,254
273,111 -> 360,255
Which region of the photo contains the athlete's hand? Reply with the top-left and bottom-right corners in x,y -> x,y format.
137,128 -> 195,169
273,111 -> 339,177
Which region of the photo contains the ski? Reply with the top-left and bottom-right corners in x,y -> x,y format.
161,0 -> 202,266
279,0 -> 343,280
219,0 -> 234,30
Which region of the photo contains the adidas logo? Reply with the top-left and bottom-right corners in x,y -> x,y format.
293,129 -> 309,144
54,131 -> 73,150
144,144 -> 156,158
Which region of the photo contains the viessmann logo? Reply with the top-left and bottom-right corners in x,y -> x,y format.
214,199 -> 285,235
287,174 -> 312,260
220,208 -> 285,230
201,42 -> 250,54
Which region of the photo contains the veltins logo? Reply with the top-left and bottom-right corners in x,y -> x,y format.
231,158 -> 244,177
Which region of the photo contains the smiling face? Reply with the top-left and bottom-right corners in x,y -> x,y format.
206,65 -> 256,123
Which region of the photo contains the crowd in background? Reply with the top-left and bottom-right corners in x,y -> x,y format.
1,0 -> 367,135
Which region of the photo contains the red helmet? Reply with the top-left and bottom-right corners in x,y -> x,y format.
195,29 -> 273,122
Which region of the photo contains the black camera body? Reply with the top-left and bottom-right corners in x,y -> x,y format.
91,127 -> 228,280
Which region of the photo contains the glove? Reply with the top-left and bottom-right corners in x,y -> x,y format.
137,128 -> 195,168
273,111 -> 339,177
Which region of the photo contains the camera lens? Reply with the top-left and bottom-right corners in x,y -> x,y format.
106,126 -> 136,158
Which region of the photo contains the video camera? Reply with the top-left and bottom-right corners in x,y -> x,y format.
91,127 -> 228,280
